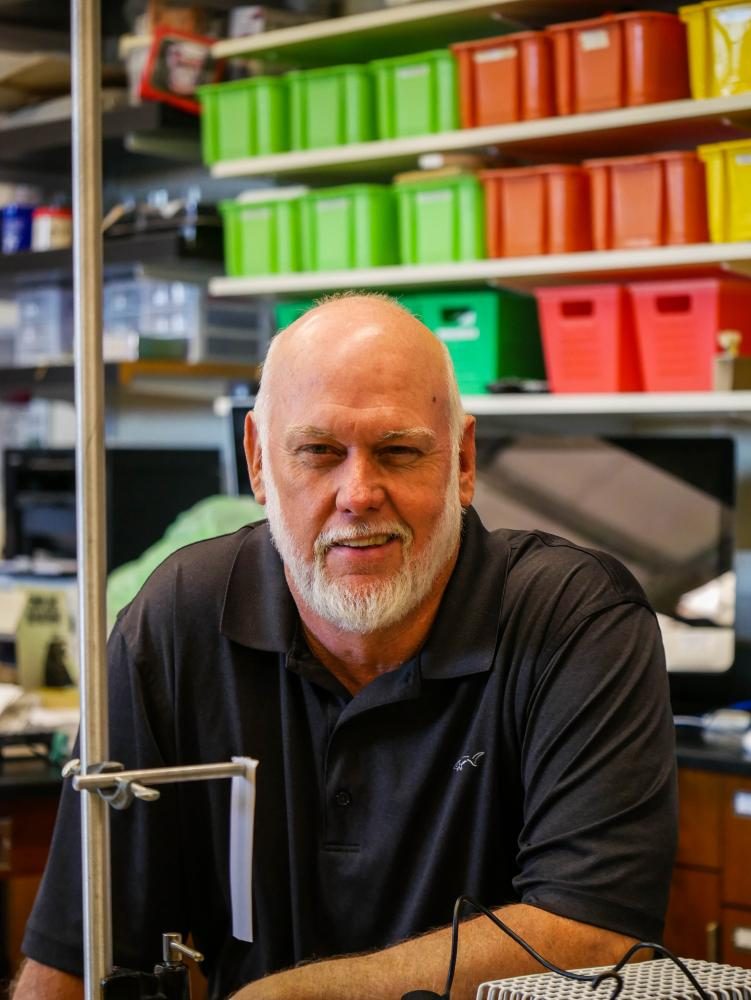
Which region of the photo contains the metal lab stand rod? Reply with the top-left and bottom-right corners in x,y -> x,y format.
71,1 -> 110,997
74,761 -> 251,794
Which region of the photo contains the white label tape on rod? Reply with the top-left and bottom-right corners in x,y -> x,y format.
230,755 -> 259,943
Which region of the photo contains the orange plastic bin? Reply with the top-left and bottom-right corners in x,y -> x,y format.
546,11 -> 690,115
451,31 -> 554,128
536,284 -> 642,393
629,277 -> 751,391
481,165 -> 591,257
584,151 -> 708,250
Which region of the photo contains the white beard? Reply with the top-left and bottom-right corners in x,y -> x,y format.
262,466 -> 463,634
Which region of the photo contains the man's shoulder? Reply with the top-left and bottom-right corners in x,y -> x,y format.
115,521 -> 271,632
489,523 -> 648,608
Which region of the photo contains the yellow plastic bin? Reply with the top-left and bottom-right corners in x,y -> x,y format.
680,0 -> 751,99
219,187 -> 307,277
698,138 -> 751,242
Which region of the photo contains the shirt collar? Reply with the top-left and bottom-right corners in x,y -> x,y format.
419,506 -> 508,680
220,508 -> 508,680
221,522 -> 298,651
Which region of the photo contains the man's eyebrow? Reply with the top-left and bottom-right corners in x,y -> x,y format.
285,425 -> 332,440
378,428 -> 437,446
283,426 -> 438,446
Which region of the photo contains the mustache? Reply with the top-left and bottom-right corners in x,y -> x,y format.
314,521 -> 412,556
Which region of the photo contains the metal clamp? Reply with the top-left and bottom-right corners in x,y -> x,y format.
64,759 -> 161,810
162,932 -> 204,966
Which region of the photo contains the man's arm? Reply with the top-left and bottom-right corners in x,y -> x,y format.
12,958 -> 83,1000
234,903 -> 636,1000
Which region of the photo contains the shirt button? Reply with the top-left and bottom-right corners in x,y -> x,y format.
334,789 -> 352,807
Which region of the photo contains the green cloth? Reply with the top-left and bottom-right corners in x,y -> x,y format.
107,495 -> 266,629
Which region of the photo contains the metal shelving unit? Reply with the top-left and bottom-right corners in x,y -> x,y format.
0,102 -> 200,172
0,360 -> 259,402
0,231 -> 218,284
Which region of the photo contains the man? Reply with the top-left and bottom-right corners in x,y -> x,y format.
16,294 -> 677,1000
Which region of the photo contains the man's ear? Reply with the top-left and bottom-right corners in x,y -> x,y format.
458,414 -> 476,509
244,411 -> 266,504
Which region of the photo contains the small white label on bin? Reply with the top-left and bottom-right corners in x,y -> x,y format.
474,47 -> 516,64
733,927 -> 751,951
318,198 -> 349,212
717,6 -> 751,26
579,29 -> 610,51
416,191 -> 451,205
733,790 -> 751,817
735,154 -> 751,166
242,208 -> 271,222
397,65 -> 428,79
437,326 -> 480,342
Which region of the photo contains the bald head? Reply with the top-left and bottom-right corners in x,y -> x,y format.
254,293 -> 464,451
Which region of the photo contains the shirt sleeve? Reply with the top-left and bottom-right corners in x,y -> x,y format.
22,620 -> 189,977
511,600 -> 678,942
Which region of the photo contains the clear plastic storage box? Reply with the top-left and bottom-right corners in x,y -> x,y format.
15,285 -> 74,365
103,276 -> 273,363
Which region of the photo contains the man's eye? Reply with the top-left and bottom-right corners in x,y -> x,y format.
381,446 -> 420,461
299,444 -> 337,457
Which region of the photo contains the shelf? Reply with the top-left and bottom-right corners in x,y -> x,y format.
463,392 -> 751,419
208,242 -> 751,297
212,0 -> 645,64
0,361 -> 259,402
0,232 -> 220,287
210,93 -> 751,182
0,1 -> 127,33
0,102 -> 200,170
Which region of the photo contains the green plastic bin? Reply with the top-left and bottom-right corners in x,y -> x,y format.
401,289 -> 544,395
198,76 -> 288,165
220,188 -> 306,277
300,185 -> 398,271
395,173 -> 485,265
369,49 -> 459,139
287,65 -> 376,150
274,298 -> 317,330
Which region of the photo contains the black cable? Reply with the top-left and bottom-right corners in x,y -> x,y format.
438,895 -> 712,1000
596,941 -> 711,1000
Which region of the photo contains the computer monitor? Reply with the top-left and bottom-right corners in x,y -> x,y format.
228,398 -> 255,497
472,435 -> 736,675
3,446 -> 223,571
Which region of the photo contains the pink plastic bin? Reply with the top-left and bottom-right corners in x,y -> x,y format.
535,284 -> 643,392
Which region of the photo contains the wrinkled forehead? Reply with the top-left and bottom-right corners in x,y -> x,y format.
265,313 -> 453,431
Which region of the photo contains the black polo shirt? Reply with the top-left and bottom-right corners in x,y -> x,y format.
24,508 -> 677,999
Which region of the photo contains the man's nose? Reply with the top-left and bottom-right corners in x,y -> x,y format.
335,455 -> 385,515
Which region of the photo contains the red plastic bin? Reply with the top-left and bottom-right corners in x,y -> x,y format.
546,11 -> 690,116
584,151 -> 708,250
536,284 -> 643,393
481,165 -> 592,257
629,277 -> 751,391
451,31 -> 554,128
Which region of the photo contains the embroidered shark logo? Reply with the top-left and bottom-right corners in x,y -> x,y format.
453,752 -> 485,772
